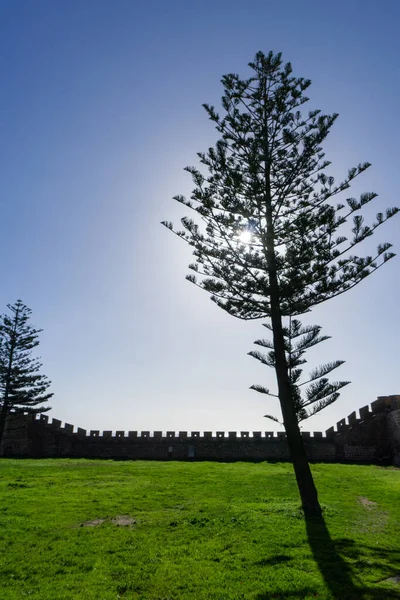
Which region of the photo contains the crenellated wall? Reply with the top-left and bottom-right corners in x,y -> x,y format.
1,395 -> 400,464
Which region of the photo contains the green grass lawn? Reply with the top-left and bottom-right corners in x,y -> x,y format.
0,460 -> 399,600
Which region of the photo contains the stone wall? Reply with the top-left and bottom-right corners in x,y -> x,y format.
388,405 -> 400,467
1,395 -> 399,464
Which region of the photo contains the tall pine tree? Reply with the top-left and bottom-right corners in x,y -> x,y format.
162,51 -> 398,515
0,300 -> 53,447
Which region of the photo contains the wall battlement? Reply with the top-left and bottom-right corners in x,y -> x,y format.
2,395 -> 400,465
29,394 -> 400,441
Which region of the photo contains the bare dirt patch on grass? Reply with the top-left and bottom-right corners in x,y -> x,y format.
80,515 -> 136,527
112,515 -> 136,526
357,496 -> 378,509
81,518 -> 106,527
355,496 -> 388,535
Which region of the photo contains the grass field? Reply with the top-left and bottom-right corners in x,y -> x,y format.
0,460 -> 399,600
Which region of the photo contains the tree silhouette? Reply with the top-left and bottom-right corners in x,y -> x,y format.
0,300 -> 52,447
162,51 -> 398,515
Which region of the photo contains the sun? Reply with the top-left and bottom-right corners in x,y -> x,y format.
239,229 -> 252,244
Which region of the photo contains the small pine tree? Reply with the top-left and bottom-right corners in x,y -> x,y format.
0,300 -> 53,447
162,51 -> 398,515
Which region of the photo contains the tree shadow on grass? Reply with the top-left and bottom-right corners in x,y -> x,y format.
255,513 -> 400,600
306,514 -> 400,599
304,512 -> 363,599
255,554 -> 292,567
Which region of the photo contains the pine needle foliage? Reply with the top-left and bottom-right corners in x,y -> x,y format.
249,319 -> 350,423
162,52 -> 397,318
0,300 -> 53,446
162,51 -> 398,515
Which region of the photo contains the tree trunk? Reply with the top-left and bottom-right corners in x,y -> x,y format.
258,78 -> 322,516
262,142 -> 321,516
266,239 -> 322,516
272,314 -> 322,516
0,401 -> 9,450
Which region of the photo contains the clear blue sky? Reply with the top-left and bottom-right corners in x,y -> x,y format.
0,0 -> 398,435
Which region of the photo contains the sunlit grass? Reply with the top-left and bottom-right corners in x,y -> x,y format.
0,460 -> 399,599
